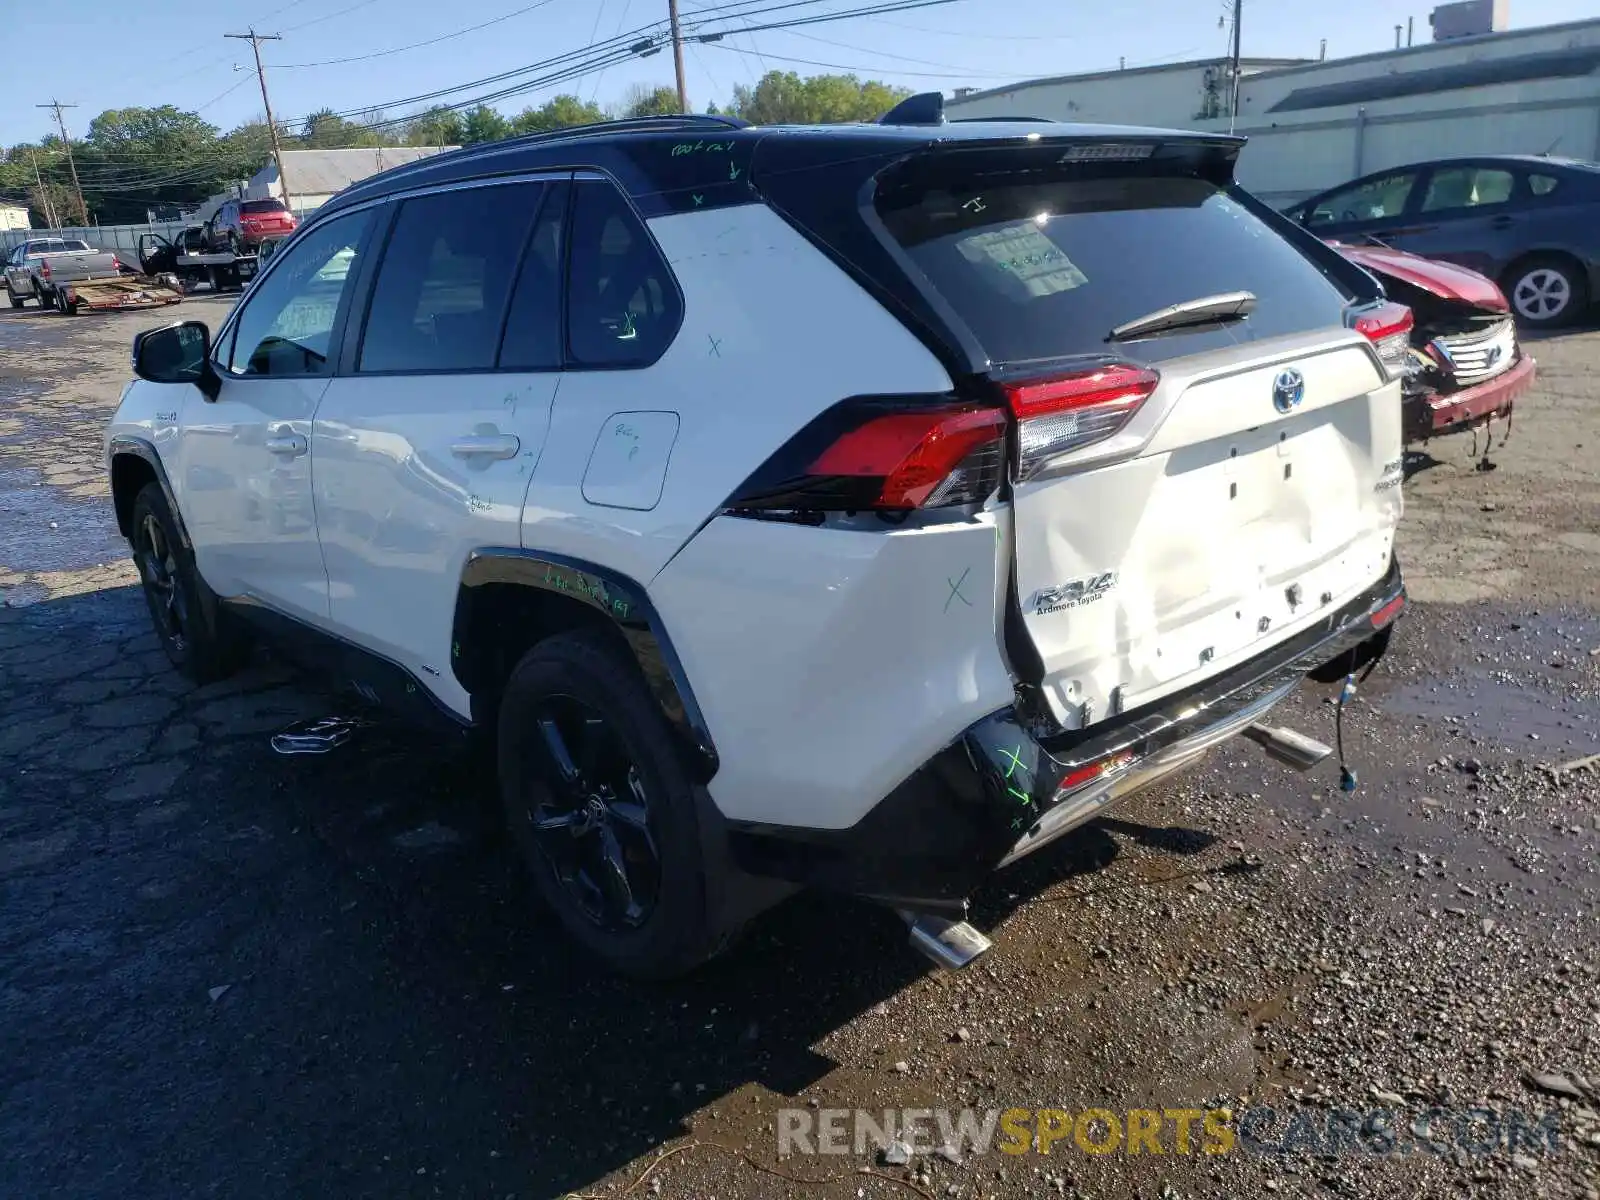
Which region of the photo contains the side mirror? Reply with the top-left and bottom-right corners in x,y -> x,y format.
132,321 -> 221,401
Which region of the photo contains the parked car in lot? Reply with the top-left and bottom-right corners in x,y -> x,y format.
1285,156 -> 1600,328
5,238 -> 123,310
205,197 -> 298,252
107,108 -> 1407,977
1332,241 -> 1534,444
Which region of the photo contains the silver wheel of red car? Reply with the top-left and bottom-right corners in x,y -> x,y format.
1508,259 -> 1582,328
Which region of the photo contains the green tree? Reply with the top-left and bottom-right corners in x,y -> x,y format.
727,71 -> 910,125
508,94 -> 607,135
85,105 -> 221,159
300,108 -> 386,149
405,106 -> 466,146
622,84 -> 682,118
460,104 -> 510,145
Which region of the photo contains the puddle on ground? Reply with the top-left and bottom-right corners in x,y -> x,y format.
1382,672 -> 1597,755
1380,613 -> 1600,758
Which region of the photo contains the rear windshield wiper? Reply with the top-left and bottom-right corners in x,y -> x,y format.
1108,291 -> 1257,342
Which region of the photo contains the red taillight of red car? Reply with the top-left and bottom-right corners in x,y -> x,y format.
1002,363 -> 1160,483
1349,302 -> 1414,380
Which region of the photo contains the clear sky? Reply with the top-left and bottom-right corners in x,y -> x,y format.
3,0 -> 1594,146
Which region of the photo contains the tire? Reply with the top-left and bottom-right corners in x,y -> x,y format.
6,284 -> 21,310
497,630 -> 723,979
1505,255 -> 1587,328
128,482 -> 250,684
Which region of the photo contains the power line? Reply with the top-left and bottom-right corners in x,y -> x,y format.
702,40 -> 1009,79
282,0 -> 386,34
275,0 -> 563,68
782,24 -> 1011,72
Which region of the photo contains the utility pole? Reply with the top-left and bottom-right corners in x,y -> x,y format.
226,29 -> 293,212
36,101 -> 88,225
1227,0 -> 1243,134
29,148 -> 60,229
667,0 -> 689,114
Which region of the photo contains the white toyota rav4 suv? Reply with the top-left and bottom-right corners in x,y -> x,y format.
106,106 -> 1407,977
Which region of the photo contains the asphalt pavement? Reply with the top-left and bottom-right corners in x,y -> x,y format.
2,299 -> 1597,1200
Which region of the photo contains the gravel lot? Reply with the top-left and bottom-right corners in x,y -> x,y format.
2,299 -> 1597,1200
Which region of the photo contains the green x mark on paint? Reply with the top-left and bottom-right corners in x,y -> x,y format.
1007,785 -> 1031,805
1000,743 -> 1026,779
692,193 -> 705,207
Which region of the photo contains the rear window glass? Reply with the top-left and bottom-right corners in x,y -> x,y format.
241,200 -> 288,215
876,170 -> 1353,364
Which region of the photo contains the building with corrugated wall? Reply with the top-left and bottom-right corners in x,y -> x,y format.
946,14 -> 1600,205
244,146 -> 459,215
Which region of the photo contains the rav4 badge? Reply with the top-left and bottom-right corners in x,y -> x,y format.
1034,572 -> 1116,615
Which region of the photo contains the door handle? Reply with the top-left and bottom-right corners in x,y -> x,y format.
265,432 -> 308,457
451,434 -> 521,461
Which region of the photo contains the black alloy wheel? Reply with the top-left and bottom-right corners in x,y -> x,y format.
134,508 -> 191,659
519,694 -> 661,931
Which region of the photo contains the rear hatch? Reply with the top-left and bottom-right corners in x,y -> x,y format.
241,200 -> 296,235
866,137 -> 1406,730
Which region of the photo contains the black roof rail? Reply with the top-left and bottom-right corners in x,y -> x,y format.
334,113 -> 754,201
879,92 -> 945,126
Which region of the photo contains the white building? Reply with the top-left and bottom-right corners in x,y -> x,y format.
947,12 -> 1600,204
245,146 -> 459,215
0,203 -> 30,231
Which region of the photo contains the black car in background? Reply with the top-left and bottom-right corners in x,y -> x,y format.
1285,156 -> 1600,328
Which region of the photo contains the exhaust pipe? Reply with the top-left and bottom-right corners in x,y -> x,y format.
1242,722 -> 1333,772
899,911 -> 993,970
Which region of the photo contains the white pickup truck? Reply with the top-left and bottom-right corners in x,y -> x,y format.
5,238 -> 123,311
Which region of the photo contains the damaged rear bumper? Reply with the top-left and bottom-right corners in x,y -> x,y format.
1406,354 -> 1536,440
726,557 -> 1406,915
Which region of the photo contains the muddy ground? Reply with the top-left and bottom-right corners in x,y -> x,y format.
1,299 -> 1596,1200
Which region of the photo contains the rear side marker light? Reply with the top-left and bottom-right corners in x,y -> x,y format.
1370,593 -> 1405,628
1350,302 -> 1413,381
1004,363 -> 1160,483
1054,751 -> 1136,799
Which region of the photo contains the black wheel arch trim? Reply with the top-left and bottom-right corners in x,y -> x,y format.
108,434 -> 191,551
453,548 -> 719,781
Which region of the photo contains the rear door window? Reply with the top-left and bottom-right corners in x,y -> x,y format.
1420,167 -> 1514,213
359,182 -> 546,373
565,179 -> 682,368
876,169 -> 1352,365
498,182 -> 567,371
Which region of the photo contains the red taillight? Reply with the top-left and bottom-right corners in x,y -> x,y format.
111,255 -> 121,271
1350,302 -> 1413,380
1002,363 -> 1159,483
728,401 -> 1007,514
39,261 -> 50,279
810,406 -> 1006,509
